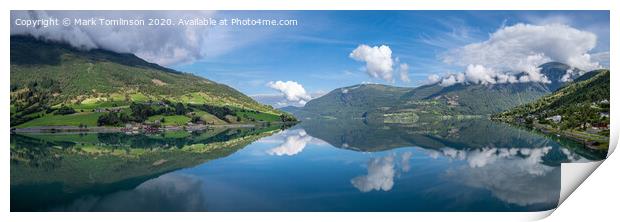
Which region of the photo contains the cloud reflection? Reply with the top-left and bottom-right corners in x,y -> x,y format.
430,146 -> 568,206
351,156 -> 396,192
266,129 -> 314,156
351,152 -> 413,192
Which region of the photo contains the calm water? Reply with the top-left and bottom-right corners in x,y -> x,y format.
10,119 -> 607,212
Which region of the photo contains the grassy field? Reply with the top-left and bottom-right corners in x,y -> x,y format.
16,112 -> 103,128
236,110 -> 281,122
147,115 -> 191,126
194,111 -> 227,125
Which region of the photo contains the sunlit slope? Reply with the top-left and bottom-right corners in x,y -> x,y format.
10,35 -> 281,115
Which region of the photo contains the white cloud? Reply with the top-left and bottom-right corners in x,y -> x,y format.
444,23 -> 600,71
266,81 -> 312,105
433,23 -> 602,87
252,91 -> 325,108
398,63 -> 411,83
266,129 -> 313,156
349,44 -> 394,82
11,11 -> 220,66
11,11 -> 284,66
439,73 -> 465,87
464,64 -> 497,85
560,69 -> 582,83
426,74 -> 442,85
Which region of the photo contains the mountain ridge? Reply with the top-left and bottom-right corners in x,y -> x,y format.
286,62 -> 590,120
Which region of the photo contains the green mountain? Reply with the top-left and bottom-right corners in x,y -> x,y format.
299,84 -> 411,119
287,62 -> 579,121
10,35 -> 293,127
399,81 -> 551,115
494,69 -> 610,142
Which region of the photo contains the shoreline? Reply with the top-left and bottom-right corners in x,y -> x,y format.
491,118 -> 609,151
531,122 -> 609,150
10,123 -> 261,134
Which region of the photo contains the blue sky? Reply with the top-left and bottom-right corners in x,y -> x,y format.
169,11 -> 609,102
12,10 -> 608,107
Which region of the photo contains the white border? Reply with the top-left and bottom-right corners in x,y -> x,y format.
3,1 -> 618,222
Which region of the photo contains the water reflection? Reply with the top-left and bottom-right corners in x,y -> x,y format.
266,129 -> 314,156
52,174 -> 208,211
423,146 -> 559,206
351,152 -> 414,192
352,155 -> 396,192
297,118 -> 605,201
10,126 -> 284,212
10,119 -> 608,212
428,147 -> 554,174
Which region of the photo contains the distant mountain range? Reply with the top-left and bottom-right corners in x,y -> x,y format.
284,62 -> 596,121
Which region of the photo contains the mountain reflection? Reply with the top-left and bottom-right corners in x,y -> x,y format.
305,118 -> 604,207
10,118 -> 607,211
52,174 -> 208,211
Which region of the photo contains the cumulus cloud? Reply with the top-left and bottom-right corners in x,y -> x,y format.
266,81 -> 312,105
439,73 -> 465,87
432,23 -> 603,87
444,23 -> 600,71
252,91 -> 325,108
349,45 -> 395,82
266,129 -> 313,156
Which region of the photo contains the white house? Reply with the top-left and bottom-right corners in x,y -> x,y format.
546,115 -> 562,123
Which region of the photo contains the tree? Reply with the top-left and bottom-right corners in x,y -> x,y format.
55,105 -> 76,115
97,112 -> 122,126
175,103 -> 186,115
191,115 -> 201,123
280,114 -> 297,122
130,103 -> 153,122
